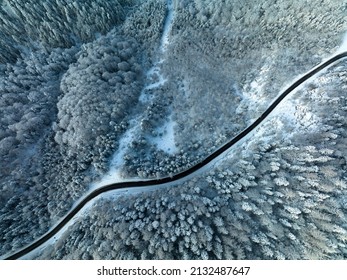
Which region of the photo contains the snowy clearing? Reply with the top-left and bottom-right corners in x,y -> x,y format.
148,114 -> 178,154
160,0 -> 174,53
337,32 -> 347,53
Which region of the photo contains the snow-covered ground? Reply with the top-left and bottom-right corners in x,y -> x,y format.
242,63 -> 271,107
139,63 -> 167,103
236,56 -> 275,124
337,32 -> 347,53
144,66 -> 167,90
160,0 -> 174,53
148,114 -> 178,154
139,0 -> 174,102
89,119 -> 140,190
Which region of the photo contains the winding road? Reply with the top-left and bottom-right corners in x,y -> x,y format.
2,50 -> 347,260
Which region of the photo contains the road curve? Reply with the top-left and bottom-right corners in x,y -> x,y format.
3,51 -> 347,260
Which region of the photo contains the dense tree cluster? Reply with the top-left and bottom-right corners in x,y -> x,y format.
122,0 -> 167,51
173,0 -> 345,60
55,31 -> 143,171
0,46 -> 80,255
0,2 -> 147,256
0,46 -> 79,202
34,63 -> 347,259
0,0 -> 130,63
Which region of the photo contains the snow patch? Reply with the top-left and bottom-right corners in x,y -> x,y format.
139,64 -> 168,103
337,31 -> 347,53
161,0 -> 175,53
89,120 -> 141,191
145,67 -> 167,90
139,0 -> 175,103
148,115 -> 178,154
243,63 -> 270,103
238,63 -> 272,122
